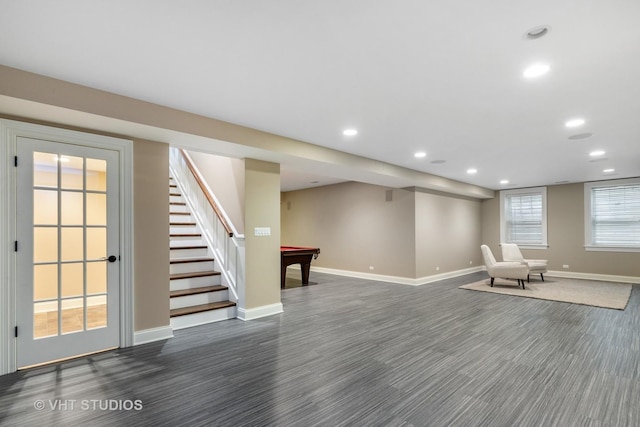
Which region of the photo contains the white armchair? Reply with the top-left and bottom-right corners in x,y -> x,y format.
480,245 -> 529,289
501,243 -> 547,282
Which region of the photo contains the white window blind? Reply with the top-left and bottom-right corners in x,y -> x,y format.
504,192 -> 544,244
590,184 -> 640,247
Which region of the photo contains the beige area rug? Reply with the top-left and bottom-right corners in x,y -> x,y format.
460,277 -> 633,310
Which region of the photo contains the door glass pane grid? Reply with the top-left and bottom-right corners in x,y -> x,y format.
33,152 -> 59,188
85,159 -> 108,330
33,261 -> 60,339
33,151 -> 63,339
85,161 -> 108,329
32,152 -> 110,338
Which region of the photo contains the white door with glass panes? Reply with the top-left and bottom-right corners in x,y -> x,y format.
16,137 -> 120,368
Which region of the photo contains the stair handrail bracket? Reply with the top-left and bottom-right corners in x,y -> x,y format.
169,148 -> 244,305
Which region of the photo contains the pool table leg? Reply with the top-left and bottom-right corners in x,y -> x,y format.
301,262 -> 311,286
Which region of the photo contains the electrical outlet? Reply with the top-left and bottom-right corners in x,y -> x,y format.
436,267 -> 440,271
369,266 -> 374,271
563,264 -> 569,269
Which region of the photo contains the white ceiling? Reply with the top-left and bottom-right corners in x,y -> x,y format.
1,0 -> 639,192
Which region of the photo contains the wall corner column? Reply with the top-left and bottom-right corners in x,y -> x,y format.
238,159 -> 283,320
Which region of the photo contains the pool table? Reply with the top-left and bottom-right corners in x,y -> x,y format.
281,246 -> 321,289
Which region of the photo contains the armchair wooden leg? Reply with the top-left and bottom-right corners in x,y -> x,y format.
527,274 -> 530,283
490,277 -> 494,287
540,273 -> 544,281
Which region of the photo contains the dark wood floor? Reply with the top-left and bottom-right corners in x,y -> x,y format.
1,271 -> 639,426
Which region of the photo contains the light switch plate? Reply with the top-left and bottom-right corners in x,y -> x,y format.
254,227 -> 271,236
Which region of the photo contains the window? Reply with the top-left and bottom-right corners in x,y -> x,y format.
500,187 -> 547,248
585,178 -> 640,251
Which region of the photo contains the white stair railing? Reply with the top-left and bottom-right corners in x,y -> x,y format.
169,148 -> 244,305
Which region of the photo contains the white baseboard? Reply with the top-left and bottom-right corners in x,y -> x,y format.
133,325 -> 174,345
170,306 -> 236,330
413,266 -> 485,285
290,264 -> 639,286
237,303 -> 283,321
290,265 -> 484,286
546,270 -> 640,284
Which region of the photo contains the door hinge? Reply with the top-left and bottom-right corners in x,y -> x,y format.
15,326 -> 18,338
14,241 -> 18,252
14,156 -> 18,167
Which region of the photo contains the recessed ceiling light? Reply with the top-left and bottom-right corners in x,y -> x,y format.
414,151 -> 427,158
589,150 -> 606,157
565,118 -> 585,128
467,168 -> 477,175
523,63 -> 550,78
524,25 -> 551,40
500,180 -> 509,185
343,129 -> 358,136
603,168 -> 615,173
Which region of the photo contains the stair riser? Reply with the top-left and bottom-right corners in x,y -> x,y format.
170,204 -> 189,213
170,225 -> 199,234
170,247 -> 209,258
170,275 -> 221,291
170,290 -> 229,310
170,213 -> 193,222
170,261 -> 216,275
170,240 -> 205,249
170,306 -> 236,330
170,236 -> 203,245
170,194 -> 183,203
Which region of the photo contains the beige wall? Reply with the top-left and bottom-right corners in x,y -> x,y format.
415,189 -> 483,277
244,159 -> 281,309
481,190 -> 501,254
133,140 -> 170,331
281,182 -> 417,278
187,150 -> 245,234
482,183 -> 640,277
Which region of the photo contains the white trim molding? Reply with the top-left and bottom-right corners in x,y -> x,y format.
291,265 -> 485,286
584,177 -> 640,252
0,121 -> 15,375
500,186 -> 548,249
134,326 -> 174,346
546,270 -> 640,284
0,118 -> 134,375
237,303 -> 284,321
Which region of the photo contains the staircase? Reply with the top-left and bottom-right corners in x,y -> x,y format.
169,176 -> 236,330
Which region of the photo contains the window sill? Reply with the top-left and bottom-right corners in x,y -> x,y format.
501,243 -> 548,250
584,245 -> 640,253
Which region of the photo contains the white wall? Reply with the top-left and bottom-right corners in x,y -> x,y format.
188,151 -> 245,234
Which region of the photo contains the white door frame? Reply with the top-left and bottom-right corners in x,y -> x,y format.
0,119 -> 134,375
